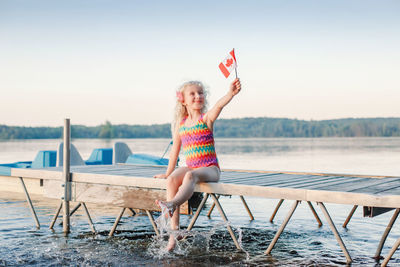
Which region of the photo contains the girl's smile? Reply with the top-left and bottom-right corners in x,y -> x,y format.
183,85 -> 204,109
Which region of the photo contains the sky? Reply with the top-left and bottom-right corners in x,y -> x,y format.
1,0 -> 399,127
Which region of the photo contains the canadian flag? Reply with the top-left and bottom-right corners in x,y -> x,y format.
218,49 -> 237,78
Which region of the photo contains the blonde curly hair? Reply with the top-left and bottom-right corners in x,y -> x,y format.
172,81 -> 208,135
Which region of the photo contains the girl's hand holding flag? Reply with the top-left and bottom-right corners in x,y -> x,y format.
230,78 -> 241,96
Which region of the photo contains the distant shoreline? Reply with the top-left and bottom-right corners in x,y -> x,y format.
1,117 -> 400,139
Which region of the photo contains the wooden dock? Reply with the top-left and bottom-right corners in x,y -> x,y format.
5,163 -> 400,266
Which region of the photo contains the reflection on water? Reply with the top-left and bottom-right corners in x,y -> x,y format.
217,137 -> 400,176
1,137 -> 400,266
218,137 -> 400,154
1,137 -> 400,176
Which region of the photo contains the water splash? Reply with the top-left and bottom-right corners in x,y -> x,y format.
236,226 -> 250,261
147,209 -> 250,261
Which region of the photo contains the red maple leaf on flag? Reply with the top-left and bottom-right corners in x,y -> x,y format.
225,58 -> 234,67
219,49 -> 237,78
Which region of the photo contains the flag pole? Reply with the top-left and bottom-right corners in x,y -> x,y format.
234,48 -> 238,78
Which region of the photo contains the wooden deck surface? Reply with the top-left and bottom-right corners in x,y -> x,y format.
10,164 -> 400,208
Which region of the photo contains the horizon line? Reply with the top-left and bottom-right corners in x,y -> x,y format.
2,116 -> 400,128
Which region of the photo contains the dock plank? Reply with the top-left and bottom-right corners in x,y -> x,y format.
287,176 -> 353,189
349,179 -> 400,194
300,177 -> 367,190
307,177 -> 399,193
378,187 -> 400,196
267,175 -> 340,188
222,174 -> 317,186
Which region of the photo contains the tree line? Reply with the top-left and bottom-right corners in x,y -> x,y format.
1,117 -> 400,139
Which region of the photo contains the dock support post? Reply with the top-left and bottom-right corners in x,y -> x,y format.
187,193 -> 209,231
62,118 -> 71,235
318,202 -> 352,264
307,201 -> 322,227
207,195 -> 254,221
128,208 -> 136,216
82,202 -> 96,233
206,194 -> 218,218
343,205 -> 358,228
56,203 -> 84,226
375,208 -> 400,259
270,200 -> 321,227
382,236 -> 400,267
210,193 -> 242,250
49,202 -> 63,229
266,200 -> 299,254
145,210 -> 159,236
109,208 -> 126,237
269,199 -> 284,223
239,196 -> 254,221
19,177 -> 40,229
69,203 -> 82,217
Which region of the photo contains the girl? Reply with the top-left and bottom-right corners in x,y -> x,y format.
154,78 -> 241,251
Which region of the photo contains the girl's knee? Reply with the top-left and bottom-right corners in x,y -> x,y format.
166,175 -> 180,187
183,171 -> 197,183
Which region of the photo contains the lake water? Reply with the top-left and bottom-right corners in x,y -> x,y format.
1,137 -> 400,266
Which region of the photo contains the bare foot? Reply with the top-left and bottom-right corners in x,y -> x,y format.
166,235 -> 176,251
155,200 -> 176,217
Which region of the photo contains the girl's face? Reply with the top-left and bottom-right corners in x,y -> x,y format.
183,85 -> 204,110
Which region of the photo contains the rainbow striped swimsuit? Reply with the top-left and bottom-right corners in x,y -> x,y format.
179,114 -> 219,169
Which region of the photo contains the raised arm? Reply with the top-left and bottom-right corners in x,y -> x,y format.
154,123 -> 181,178
204,78 -> 241,129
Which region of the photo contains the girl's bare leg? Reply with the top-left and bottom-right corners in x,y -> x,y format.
170,166 -> 220,207
166,167 -> 191,229
156,167 -> 190,251
158,166 -> 220,251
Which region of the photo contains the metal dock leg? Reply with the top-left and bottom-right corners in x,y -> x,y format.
307,201 -> 322,227
128,208 -> 136,216
145,210 -> 159,236
265,200 -> 299,254
109,208 -> 126,237
187,193 -> 209,231
206,194 -> 219,218
240,196 -> 254,221
208,195 -> 254,221
318,202 -> 352,263
210,193 -> 242,250
62,119 -> 71,236
69,203 -> 82,216
381,236 -> 400,267
49,202 -> 63,229
269,199 -> 284,223
57,202 -> 82,226
375,208 -> 400,259
19,177 -> 40,229
81,202 -> 96,233
343,205 -> 358,228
